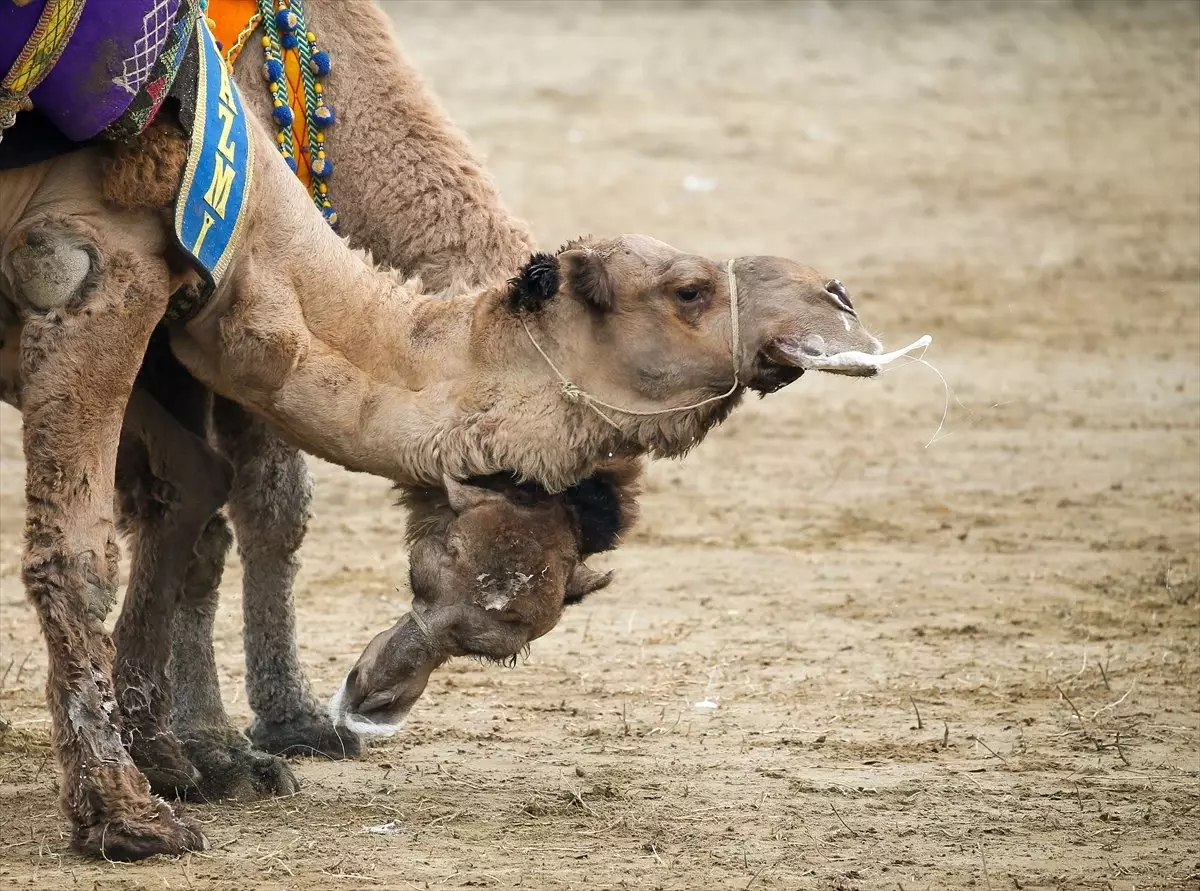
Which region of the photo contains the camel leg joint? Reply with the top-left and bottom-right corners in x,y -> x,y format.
2,217 -> 101,314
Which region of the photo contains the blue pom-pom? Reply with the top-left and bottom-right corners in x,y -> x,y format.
283,154 -> 298,173
322,205 -> 339,228
310,50 -> 331,76
263,58 -> 284,83
311,157 -> 332,179
281,32 -> 298,50
312,104 -> 335,128
272,104 -> 294,127
275,9 -> 299,32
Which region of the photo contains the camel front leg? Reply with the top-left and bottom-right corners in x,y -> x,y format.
11,219 -> 206,859
212,398 -> 361,759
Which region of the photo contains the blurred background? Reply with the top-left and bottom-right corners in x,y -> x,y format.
2,2 -> 1197,887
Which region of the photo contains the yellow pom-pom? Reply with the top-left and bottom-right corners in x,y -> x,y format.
261,36 -> 270,47
276,132 -> 286,144
317,150 -> 325,159
316,132 -> 325,143
314,83 -> 323,94
273,98 -> 283,107
307,31 -> 316,41
319,183 -> 328,194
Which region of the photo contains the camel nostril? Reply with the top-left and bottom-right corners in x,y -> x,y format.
825,279 -> 854,312
359,690 -> 397,715
343,667 -> 363,705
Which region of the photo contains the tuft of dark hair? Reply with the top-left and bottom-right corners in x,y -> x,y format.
505,252 -> 560,312
565,460 -> 642,555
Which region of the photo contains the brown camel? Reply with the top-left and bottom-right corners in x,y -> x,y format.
115,0 -> 890,803
329,463 -> 643,736
0,78 -> 890,856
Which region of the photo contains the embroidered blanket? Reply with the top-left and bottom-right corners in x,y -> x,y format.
0,3 -> 255,298
0,0 -> 197,142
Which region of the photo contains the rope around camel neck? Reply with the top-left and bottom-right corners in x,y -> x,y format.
521,258 -> 744,432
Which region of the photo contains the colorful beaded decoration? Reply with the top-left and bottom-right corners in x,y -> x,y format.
255,0 -> 337,227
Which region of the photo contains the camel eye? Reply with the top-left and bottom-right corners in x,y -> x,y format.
676,288 -> 700,303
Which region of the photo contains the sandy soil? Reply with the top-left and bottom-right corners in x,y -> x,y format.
1,1 -> 1198,888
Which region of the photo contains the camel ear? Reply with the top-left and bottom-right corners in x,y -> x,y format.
564,564 -> 613,605
559,248 -> 616,311
506,252 -> 560,312
442,474 -> 503,515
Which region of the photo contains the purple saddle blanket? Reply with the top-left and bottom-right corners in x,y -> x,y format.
1,0 -> 201,170
1,0 -> 181,139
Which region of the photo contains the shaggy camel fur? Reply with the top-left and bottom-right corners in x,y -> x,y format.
0,92 -> 883,854
330,463 -> 643,736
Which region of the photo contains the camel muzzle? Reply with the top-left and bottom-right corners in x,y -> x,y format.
759,334 -> 932,380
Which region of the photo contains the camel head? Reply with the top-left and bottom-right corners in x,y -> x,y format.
500,236 -> 886,459
328,462 -> 641,736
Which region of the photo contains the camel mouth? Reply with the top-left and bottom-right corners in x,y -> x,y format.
327,678 -> 408,740
748,350 -> 806,395
761,334 -> 931,382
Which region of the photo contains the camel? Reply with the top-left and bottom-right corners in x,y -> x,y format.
113,0 -> 889,800
0,80 -> 889,856
329,462 -> 643,736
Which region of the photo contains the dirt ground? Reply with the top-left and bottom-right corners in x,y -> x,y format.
1,1 -> 1198,888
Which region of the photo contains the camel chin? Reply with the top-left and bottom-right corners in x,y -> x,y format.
326,678 -> 407,740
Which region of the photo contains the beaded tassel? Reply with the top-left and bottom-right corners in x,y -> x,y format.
257,0 -> 298,174
272,0 -> 337,227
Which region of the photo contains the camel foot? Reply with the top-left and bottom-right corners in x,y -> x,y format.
128,731 -> 203,799
71,797 -> 207,861
248,711 -> 362,760
180,728 -> 300,801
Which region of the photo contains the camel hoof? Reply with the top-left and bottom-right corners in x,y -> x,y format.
248,712 -> 362,760
71,799 -> 207,861
180,729 -> 300,801
128,732 -> 203,799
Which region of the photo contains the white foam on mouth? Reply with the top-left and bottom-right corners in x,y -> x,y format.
802,334 -> 932,372
327,678 -> 407,739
